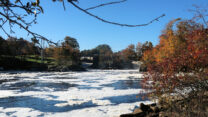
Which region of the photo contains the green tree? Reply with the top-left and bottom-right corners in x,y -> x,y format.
63,36 -> 79,50
92,44 -> 113,69
0,36 -> 8,55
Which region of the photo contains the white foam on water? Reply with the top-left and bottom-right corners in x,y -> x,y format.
0,69 -> 151,117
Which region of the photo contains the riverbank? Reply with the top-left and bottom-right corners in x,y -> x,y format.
120,92 -> 208,117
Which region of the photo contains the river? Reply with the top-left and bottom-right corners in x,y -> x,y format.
0,70 -> 152,117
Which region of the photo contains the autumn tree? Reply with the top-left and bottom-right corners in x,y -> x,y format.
53,36 -> 80,69
122,44 -> 137,61
112,51 -> 132,69
136,41 -> 153,64
45,45 -> 55,57
141,41 -> 153,54
142,19 -> 208,116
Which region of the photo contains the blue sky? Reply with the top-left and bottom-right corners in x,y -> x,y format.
1,0 -> 208,51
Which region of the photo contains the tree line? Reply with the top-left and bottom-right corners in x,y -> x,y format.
80,41 -> 153,69
0,36 -> 39,57
0,35 -> 153,71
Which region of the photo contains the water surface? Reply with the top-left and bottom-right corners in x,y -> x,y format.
0,70 -> 151,117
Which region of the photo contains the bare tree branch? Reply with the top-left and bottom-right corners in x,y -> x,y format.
189,5 -> 208,28
85,0 -> 127,11
0,0 -> 56,45
70,1 -> 165,27
0,0 -> 165,47
0,20 -> 10,37
62,0 -> 66,11
0,12 -> 56,45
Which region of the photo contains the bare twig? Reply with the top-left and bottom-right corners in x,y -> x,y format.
189,5 -> 208,28
0,0 -> 56,45
70,1 -> 165,27
85,0 -> 127,11
0,12 -> 56,45
62,0 -> 66,10
0,20 -> 10,37
0,0 -> 165,47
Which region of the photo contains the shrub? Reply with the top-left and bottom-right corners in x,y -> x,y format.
142,19 -> 208,116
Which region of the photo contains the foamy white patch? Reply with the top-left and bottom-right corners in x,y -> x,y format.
0,107 -> 42,117
0,69 -> 151,117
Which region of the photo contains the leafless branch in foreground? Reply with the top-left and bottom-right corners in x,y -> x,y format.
85,0 -> 127,11
0,0 -> 165,46
69,1 -> 165,27
0,0 -> 57,45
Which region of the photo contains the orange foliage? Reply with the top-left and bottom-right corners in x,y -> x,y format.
121,44 -> 136,61
142,50 -> 155,66
142,19 -> 208,99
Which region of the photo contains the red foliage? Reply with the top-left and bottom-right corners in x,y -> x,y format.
142,20 -> 208,98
